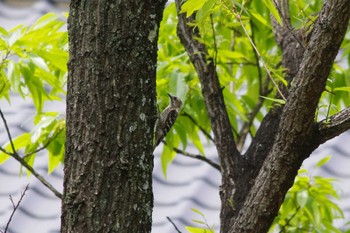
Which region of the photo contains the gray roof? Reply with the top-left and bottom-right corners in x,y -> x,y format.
1,1 -> 349,232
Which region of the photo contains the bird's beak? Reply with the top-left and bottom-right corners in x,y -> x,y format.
167,93 -> 173,98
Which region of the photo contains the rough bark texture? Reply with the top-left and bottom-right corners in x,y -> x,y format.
175,2 -> 251,232
175,0 -> 350,232
229,0 -> 350,232
61,1 -> 166,233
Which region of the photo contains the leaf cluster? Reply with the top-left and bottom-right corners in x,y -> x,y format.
0,13 -> 67,173
269,157 -> 349,233
156,0 -> 350,174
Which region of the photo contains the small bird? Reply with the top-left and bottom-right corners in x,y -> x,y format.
154,93 -> 182,150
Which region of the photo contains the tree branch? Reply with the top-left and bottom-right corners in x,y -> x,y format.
236,97 -> 265,151
278,205 -> 301,233
0,108 -> 16,154
230,0 -> 350,232
3,184 -> 29,233
8,148 -> 63,199
0,108 -> 62,199
166,217 -> 182,233
175,0 -> 240,176
317,107 -> 350,144
173,146 -> 221,171
236,21 -> 273,151
271,0 -> 306,50
175,2 -> 251,231
23,129 -> 63,159
182,112 -> 214,142
162,140 -> 221,171
244,0 -> 305,166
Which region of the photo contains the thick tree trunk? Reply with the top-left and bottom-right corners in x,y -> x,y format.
61,1 -> 166,233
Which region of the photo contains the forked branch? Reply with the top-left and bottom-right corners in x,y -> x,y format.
2,184 -> 29,233
0,108 -> 62,199
317,107 -> 350,144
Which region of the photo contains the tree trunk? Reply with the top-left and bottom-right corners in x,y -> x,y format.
61,1 -> 166,232
175,0 -> 350,232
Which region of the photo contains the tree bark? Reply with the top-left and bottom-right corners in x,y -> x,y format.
61,1 -> 166,233
175,2 -> 252,232
229,0 -> 350,232
175,0 -> 350,232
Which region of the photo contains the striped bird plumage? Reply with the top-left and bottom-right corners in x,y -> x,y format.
154,94 -> 182,149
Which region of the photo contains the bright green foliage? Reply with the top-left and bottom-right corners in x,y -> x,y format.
0,13 -> 67,172
269,157 -> 346,233
185,158 -> 347,232
157,3 -> 210,174
0,0 -> 350,229
186,208 -> 216,233
156,0 -> 350,173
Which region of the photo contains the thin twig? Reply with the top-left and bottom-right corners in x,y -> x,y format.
0,80 -> 9,96
217,61 -> 257,66
0,50 -> 11,69
0,108 -> 62,199
8,149 -> 63,199
210,14 -> 218,66
271,0 -> 306,49
0,108 -> 16,154
182,112 -> 214,142
278,206 -> 300,233
23,129 -> 63,159
166,216 -> 182,233
3,184 -> 29,233
0,146 -> 11,155
221,1 -> 287,102
237,97 -> 265,151
239,18 -> 286,101
163,141 -> 221,171
249,21 -> 264,95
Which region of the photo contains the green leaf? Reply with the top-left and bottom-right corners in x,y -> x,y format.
296,190 -> 308,208
13,133 -> 32,150
298,168 -> 308,174
160,143 -> 177,177
20,64 -> 45,113
0,26 -> 9,37
191,208 -> 205,217
173,121 -> 188,149
189,130 -> 205,155
0,36 -> 7,50
192,219 -> 206,225
23,153 -> 35,176
196,0 -> 217,22
169,72 -> 188,101
181,0 -> 208,17
263,0 -> 283,25
31,114 -> 58,143
47,140 -> 64,173
35,49 -> 68,72
0,133 -> 32,164
250,10 -> 272,29
31,13 -> 58,30
7,60 -> 21,94
334,86 -> 350,92
260,96 -> 286,105
8,28 -> 23,47
0,150 -> 10,164
160,131 -> 180,176
186,226 -> 211,233
0,71 -> 11,99
316,155 -> 331,167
